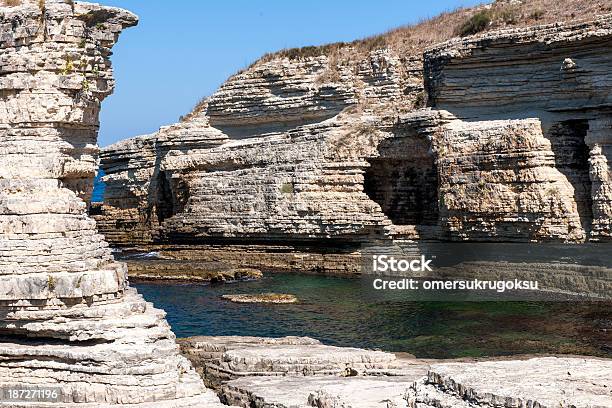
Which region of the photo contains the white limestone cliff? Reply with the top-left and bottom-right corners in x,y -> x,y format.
0,1 -> 223,406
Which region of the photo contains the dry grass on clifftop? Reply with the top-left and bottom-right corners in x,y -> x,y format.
183,0 -> 612,120
255,0 -> 612,64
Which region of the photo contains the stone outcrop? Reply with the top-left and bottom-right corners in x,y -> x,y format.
398,110 -> 598,242
96,50 -> 422,248
96,14 -> 612,264
179,336 -> 612,408
0,1 -> 222,406
178,336 -> 428,407
221,293 -> 298,303
423,16 -> 612,242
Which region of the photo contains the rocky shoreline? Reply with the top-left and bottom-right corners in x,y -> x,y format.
0,0 -> 610,406
178,335 -> 612,408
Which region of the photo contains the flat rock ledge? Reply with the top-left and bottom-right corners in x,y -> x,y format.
407,357 -> 612,408
125,257 -> 263,283
179,336 -> 612,408
221,293 -> 298,304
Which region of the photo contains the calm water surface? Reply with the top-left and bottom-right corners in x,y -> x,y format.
133,272 -> 611,359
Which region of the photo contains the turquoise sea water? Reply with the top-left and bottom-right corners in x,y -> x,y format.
133,273 -> 612,359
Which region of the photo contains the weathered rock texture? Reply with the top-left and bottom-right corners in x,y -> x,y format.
97,14 -> 612,262
97,51 -> 421,247
179,336 -> 428,408
0,1 -> 221,406
407,357 -> 612,408
180,336 -> 612,408
424,16 -> 612,242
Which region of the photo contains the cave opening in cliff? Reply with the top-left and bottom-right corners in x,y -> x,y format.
364,134 -> 439,226
547,119 -> 593,232
154,171 -> 189,224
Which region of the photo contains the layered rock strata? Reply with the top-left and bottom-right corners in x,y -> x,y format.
0,1 -> 221,406
97,15 -> 612,261
424,16 -> 612,242
178,336 -> 428,407
96,50 -> 420,248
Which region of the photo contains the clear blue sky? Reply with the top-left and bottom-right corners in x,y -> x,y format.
98,0 -> 485,146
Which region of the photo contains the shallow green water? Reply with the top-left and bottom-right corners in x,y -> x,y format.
134,272 -> 611,359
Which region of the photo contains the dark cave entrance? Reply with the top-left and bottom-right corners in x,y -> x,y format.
547,119 -> 593,232
364,135 -> 439,226
154,171 -> 189,224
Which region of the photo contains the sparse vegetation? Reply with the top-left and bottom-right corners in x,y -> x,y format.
77,10 -> 111,28
61,57 -> 74,75
180,97 -> 208,122
181,0 -> 610,119
315,50 -> 342,84
530,9 -> 546,21
457,9 -> 492,36
48,275 -> 56,291
498,5 -> 520,25
280,183 -> 294,194
255,0 -> 609,65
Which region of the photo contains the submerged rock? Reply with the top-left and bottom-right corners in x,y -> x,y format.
221,293 -> 298,304
125,258 -> 263,282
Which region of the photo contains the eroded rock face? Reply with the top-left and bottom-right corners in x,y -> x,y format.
398,111 -> 592,242
97,15 -> 612,252
96,50 -> 420,248
424,16 -> 612,242
0,1 -> 221,406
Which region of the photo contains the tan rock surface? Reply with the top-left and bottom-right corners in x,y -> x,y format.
97,15 -> 612,258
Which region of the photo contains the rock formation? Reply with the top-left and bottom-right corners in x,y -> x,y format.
0,1 -> 222,406
96,14 -> 612,267
424,16 -> 612,242
406,357 -> 612,407
179,336 -> 428,407
179,336 -> 612,408
96,50 -> 419,247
